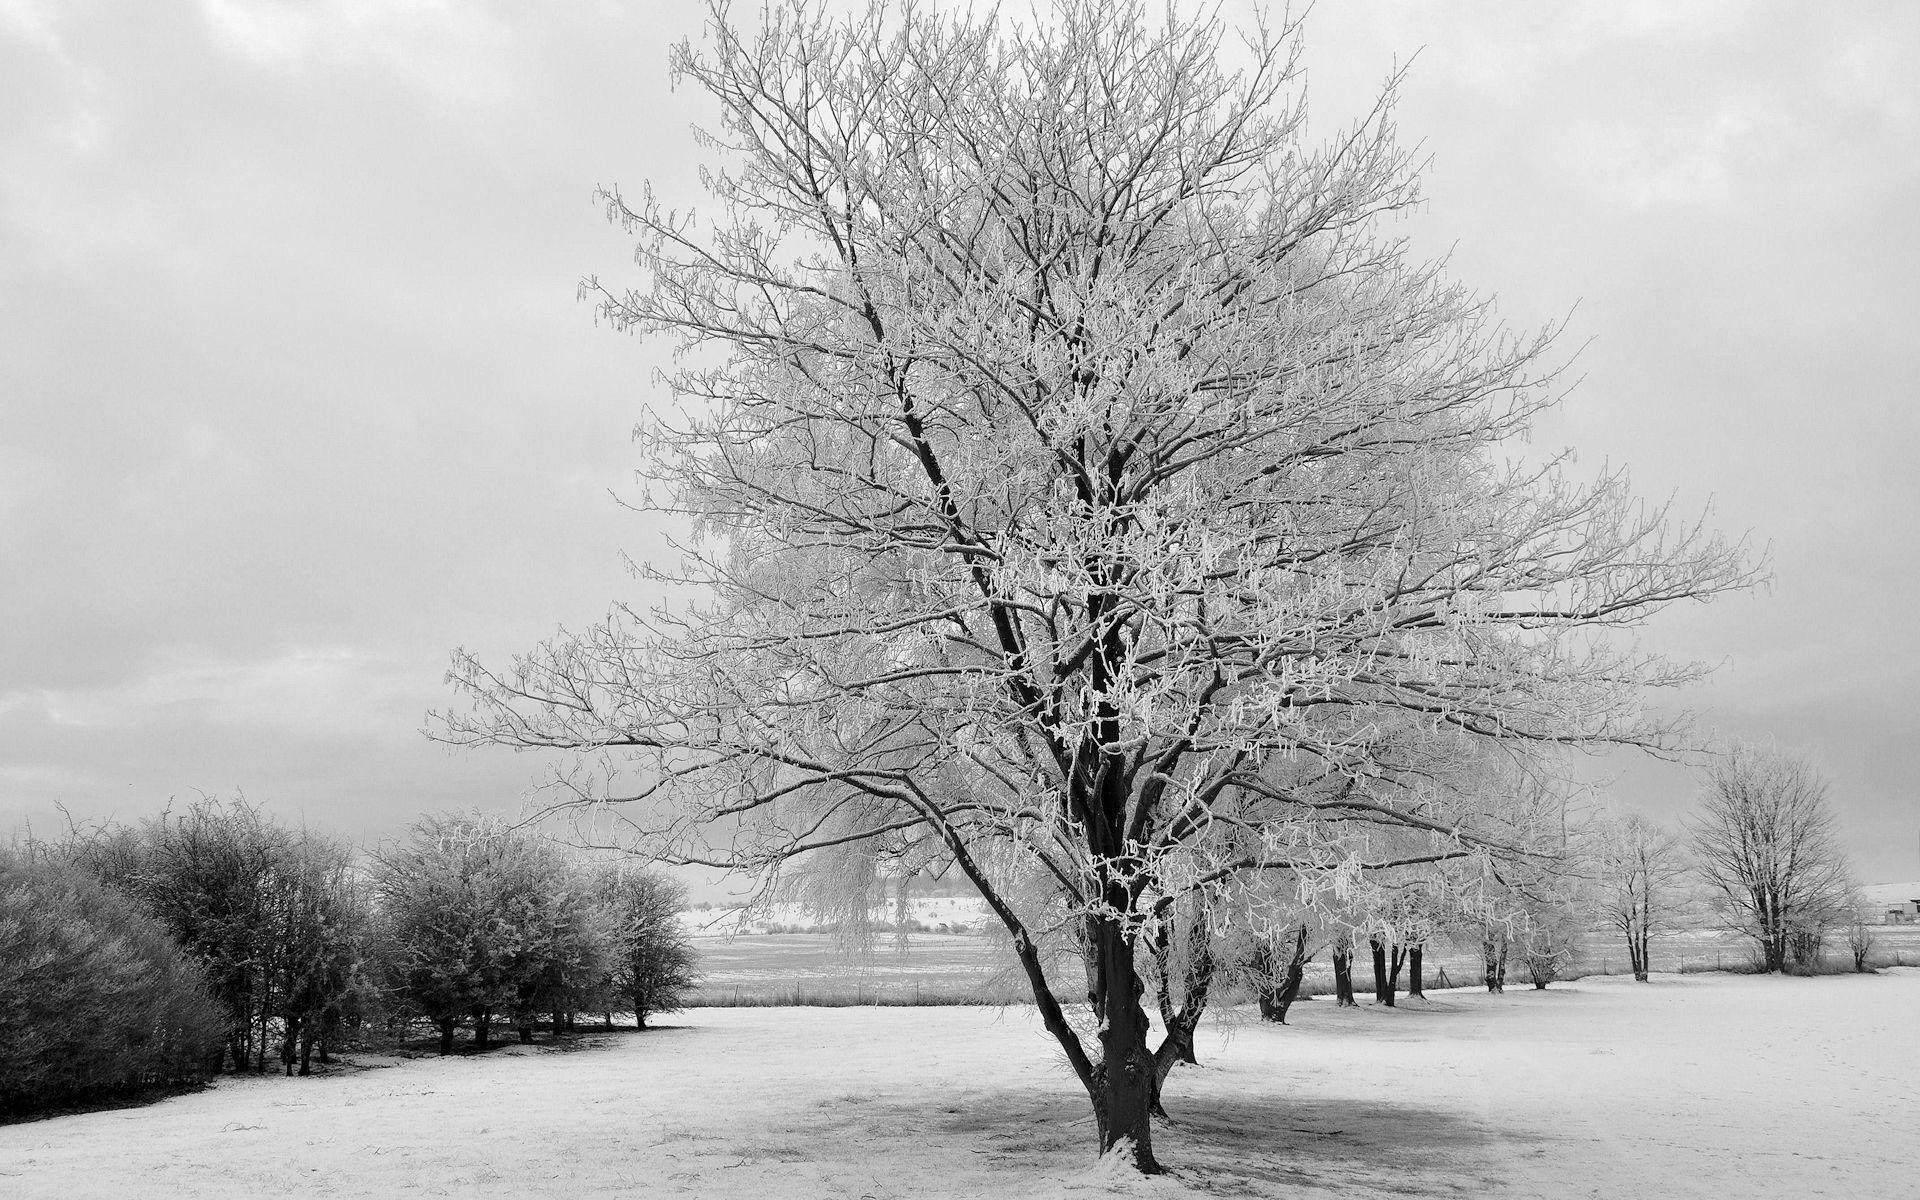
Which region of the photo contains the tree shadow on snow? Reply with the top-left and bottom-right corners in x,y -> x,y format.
1152,1090 -> 1536,1196
825,1084 -> 1535,1197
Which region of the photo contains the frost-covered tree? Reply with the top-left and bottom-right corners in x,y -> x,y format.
1843,888 -> 1875,973
265,831 -> 371,1074
1514,892 -> 1586,989
1587,810 -> 1689,981
373,814 -> 608,1053
1690,744 -> 1851,974
62,798 -> 366,1076
437,1 -> 1753,1170
594,864 -> 698,1029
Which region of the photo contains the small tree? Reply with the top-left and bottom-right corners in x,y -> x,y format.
1587,810 -> 1689,981
1690,744 -> 1852,974
1479,922 -> 1510,993
1515,895 -> 1586,989
1843,890 -> 1875,973
1241,921 -> 1311,1024
594,865 -> 698,1029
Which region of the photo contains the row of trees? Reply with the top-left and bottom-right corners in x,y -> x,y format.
1594,742 -> 1867,979
5,800 -> 695,1116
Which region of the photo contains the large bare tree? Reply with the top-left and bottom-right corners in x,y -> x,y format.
1690,744 -> 1851,973
436,1 -> 1753,1172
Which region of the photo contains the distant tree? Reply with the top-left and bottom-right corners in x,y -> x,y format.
594,865 -> 697,1030
1479,922 -> 1510,994
1587,810 -> 1689,981
1514,894 -> 1586,989
1245,921 -> 1311,1023
0,846 -> 227,1115
1843,889 -> 1875,973
1690,745 -> 1852,974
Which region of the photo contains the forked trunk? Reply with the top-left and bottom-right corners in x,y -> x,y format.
1149,904 -> 1215,1116
1385,944 -> 1405,1007
1256,924 -> 1309,1023
1483,929 -> 1507,994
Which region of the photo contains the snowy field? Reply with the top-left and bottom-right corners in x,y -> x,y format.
5,970 -> 1916,1199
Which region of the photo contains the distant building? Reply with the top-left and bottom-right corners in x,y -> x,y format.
1860,883 -> 1920,924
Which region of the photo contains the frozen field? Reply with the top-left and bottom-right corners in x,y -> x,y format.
4,970 -> 1916,1198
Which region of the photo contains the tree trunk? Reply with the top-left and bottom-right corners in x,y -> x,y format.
517,1025 -> 534,1044
1407,944 -> 1425,999
280,1015 -> 300,1076
1091,916 -> 1160,1173
1484,928 -> 1507,994
1385,944 -> 1405,1007
1261,924 -> 1309,1024
474,1009 -> 492,1050
298,1025 -> 315,1076
437,1017 -> 456,1056
1332,943 -> 1356,1007
1369,937 -> 1390,1005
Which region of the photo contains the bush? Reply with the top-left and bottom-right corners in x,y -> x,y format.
0,848 -> 227,1117
372,814 -> 612,1053
594,864 -> 698,1029
62,798 -> 371,1074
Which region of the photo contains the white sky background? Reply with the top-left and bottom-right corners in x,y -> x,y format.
2,1 -> 1916,882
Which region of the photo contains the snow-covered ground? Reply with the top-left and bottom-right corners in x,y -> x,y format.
5,970 -> 1916,1198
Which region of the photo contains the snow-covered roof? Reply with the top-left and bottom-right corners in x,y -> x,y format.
1859,882 -> 1920,907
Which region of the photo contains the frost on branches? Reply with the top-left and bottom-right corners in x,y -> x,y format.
433,1 -> 1755,1173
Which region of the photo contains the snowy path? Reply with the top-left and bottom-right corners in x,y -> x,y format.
4,970 -> 1915,1198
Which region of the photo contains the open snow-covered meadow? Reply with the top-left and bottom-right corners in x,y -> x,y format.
5,969 -> 1915,1199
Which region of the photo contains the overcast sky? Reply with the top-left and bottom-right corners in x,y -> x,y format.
3,1 -> 1917,884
